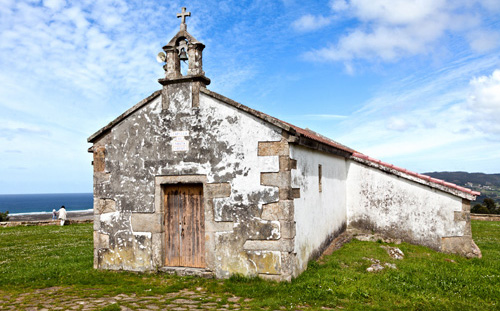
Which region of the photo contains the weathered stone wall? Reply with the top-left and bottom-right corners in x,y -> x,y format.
92,85 -> 297,279
346,160 -> 478,256
470,213 -> 500,221
290,145 -> 347,276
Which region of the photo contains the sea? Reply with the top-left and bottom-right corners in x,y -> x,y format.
0,193 -> 93,215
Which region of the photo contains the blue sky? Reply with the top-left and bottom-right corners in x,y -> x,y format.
1,0 -> 499,194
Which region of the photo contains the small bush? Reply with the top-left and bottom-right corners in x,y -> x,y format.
0,210 -> 9,221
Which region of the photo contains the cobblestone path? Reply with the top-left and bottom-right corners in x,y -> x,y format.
0,287 -> 255,310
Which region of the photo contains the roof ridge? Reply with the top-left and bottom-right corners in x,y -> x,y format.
352,152 -> 480,198
86,88 -> 479,200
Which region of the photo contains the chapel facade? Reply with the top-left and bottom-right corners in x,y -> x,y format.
88,9 -> 481,281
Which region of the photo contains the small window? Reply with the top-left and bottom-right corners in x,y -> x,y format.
318,164 -> 322,192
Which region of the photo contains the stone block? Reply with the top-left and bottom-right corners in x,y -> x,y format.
96,199 -> 116,214
162,87 -> 169,110
464,222 -> 472,236
93,231 -> 98,249
279,156 -> 297,171
280,251 -> 295,276
454,211 -> 470,222
261,201 -> 295,221
94,231 -> 110,249
192,81 -> 201,108
93,215 -> 101,231
280,221 -> 296,239
93,146 -> 106,173
206,182 -> 231,198
261,171 -> 290,188
243,239 -> 294,252
462,199 -> 471,211
441,236 -> 481,258
261,202 -> 279,221
258,140 -> 289,156
100,233 -> 153,271
246,220 -> 280,240
131,213 -> 162,233
279,188 -> 300,200
246,251 -> 281,275
206,221 -> 233,233
93,248 -> 98,269
152,233 -> 163,268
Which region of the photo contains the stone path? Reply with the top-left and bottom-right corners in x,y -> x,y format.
0,287 -> 254,310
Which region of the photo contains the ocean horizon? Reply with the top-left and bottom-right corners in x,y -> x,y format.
0,193 -> 93,215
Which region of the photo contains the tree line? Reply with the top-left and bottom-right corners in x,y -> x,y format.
471,198 -> 500,214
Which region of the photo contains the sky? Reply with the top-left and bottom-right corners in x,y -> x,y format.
1,0 -> 499,194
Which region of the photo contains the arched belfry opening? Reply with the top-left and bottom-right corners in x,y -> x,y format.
158,7 -> 209,82
158,7 -> 210,108
176,38 -> 189,76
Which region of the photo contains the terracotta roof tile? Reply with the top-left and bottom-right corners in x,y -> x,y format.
88,87 -> 479,198
352,152 -> 480,197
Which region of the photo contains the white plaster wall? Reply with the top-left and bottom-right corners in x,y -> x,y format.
199,93 -> 281,211
106,92 -> 282,213
290,145 -> 347,275
100,89 -> 285,274
346,161 -> 465,250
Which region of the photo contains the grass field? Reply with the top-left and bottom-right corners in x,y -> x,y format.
0,221 -> 499,310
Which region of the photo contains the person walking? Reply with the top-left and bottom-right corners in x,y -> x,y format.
52,209 -> 57,220
58,205 -> 67,226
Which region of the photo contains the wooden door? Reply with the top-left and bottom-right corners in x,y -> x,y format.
164,184 -> 205,268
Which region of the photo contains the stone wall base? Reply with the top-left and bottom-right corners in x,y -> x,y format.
441,236 -> 482,258
159,267 -> 214,278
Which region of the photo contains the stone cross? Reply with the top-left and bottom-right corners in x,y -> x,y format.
177,7 -> 191,30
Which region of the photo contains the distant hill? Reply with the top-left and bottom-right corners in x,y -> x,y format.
423,171 -> 500,205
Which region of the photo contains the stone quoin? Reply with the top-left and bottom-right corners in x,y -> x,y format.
87,8 -> 481,281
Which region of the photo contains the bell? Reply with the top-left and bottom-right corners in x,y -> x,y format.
179,49 -> 188,61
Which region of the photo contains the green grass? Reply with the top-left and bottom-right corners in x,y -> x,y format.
1,221 -> 499,310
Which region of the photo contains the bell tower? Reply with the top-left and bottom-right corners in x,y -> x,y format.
158,7 -> 210,108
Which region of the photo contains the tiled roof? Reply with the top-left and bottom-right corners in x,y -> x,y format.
200,88 -> 356,155
200,89 -> 478,198
352,152 -> 480,197
88,87 -> 479,199
286,123 -> 357,154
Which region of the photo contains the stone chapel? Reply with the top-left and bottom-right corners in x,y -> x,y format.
88,8 -> 481,281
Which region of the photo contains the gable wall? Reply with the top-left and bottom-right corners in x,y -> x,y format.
290,145 -> 347,276
92,86 -> 297,279
346,160 -> 472,253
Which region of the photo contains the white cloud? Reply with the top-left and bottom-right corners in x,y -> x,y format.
337,0 -> 446,25
334,56 -> 500,171
386,117 -> 414,132
0,0 -> 175,193
330,0 -> 348,12
43,0 -> 66,11
292,14 -> 332,32
311,0 -> 500,63
480,0 -> 500,11
468,69 -> 500,137
468,30 -> 500,53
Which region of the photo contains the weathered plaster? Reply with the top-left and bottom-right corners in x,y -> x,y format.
90,83 -> 298,278
346,161 -> 471,251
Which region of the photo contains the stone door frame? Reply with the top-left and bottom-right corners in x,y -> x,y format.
154,175 -> 232,273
